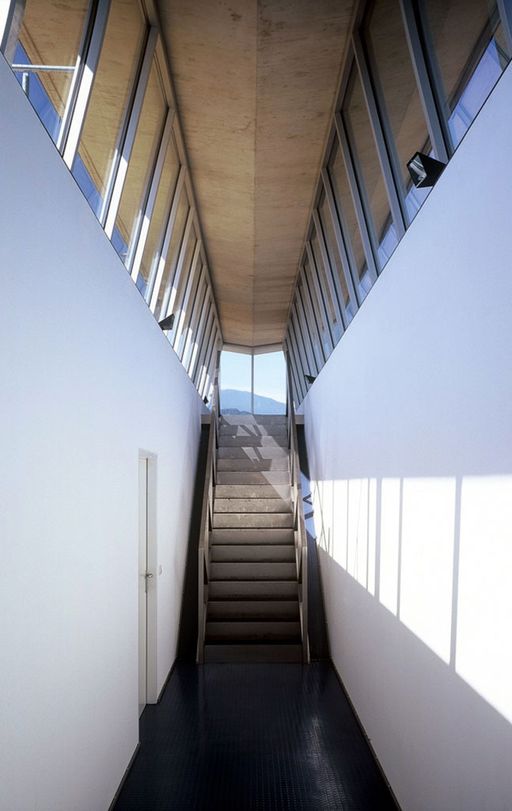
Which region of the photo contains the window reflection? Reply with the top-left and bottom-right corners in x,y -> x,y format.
72,0 -> 146,220
9,0 -> 89,144
422,0 -> 511,147
364,0 -> 433,223
113,60 -> 167,263
343,66 -> 399,269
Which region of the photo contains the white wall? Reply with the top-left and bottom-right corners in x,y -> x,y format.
303,65 -> 512,811
0,57 -> 204,810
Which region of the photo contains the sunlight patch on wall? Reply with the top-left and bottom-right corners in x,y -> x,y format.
380,478 -> 401,615
400,477 -> 455,663
457,475 -> 512,723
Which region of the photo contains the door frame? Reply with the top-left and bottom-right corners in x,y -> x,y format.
139,450 -> 158,708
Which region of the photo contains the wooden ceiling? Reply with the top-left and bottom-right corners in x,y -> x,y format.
156,0 -> 354,346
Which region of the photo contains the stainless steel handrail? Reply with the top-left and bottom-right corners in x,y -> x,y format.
286,357 -> 310,663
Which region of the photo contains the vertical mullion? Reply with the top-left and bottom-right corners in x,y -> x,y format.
334,111 -> 379,283
305,242 -> 336,348
321,167 -> 360,312
61,0 -> 112,167
129,108 -> 174,280
147,165 -> 186,310
103,26 -> 158,236
311,210 -> 345,329
352,30 -> 407,235
160,205 -> 194,320
172,239 -> 201,349
399,0 -> 450,161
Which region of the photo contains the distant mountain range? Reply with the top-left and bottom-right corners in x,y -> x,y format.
220,388 -> 285,415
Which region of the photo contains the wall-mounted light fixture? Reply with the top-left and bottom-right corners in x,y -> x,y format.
407,152 -> 446,188
203,396 -> 209,405
158,313 -> 175,330
305,374 -> 316,385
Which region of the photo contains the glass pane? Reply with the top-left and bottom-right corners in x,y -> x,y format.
183,280 -> 207,370
254,352 -> 286,415
154,188 -> 189,320
169,225 -> 197,337
297,279 -> 322,372
365,0 -> 432,222
113,60 -> 167,263
177,264 -> 203,359
72,0 -> 146,219
328,140 -> 370,294
310,229 -> 342,344
318,189 -> 351,314
137,136 -> 180,297
220,352 -> 252,414
422,0 -> 511,147
344,66 -> 399,269
9,0 -> 89,143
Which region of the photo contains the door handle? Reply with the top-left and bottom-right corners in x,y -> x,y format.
144,572 -> 154,579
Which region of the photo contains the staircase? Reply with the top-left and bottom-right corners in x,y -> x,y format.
198,413 -> 308,663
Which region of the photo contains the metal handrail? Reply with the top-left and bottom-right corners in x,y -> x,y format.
286,357 -> 310,663
196,373 -> 219,663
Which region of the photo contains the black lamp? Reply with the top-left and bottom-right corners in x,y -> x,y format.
203,396 -> 209,405
158,313 -> 175,330
407,152 -> 446,188
305,374 -> 316,385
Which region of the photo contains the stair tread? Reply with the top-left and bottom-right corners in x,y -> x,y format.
211,545 -> 295,563
208,581 -> 298,599
206,620 -> 301,642
211,528 -> 295,545
213,513 -> 294,529
216,471 -> 291,485
217,459 -> 289,472
204,644 -> 302,663
215,484 -> 290,499
210,561 -> 297,580
207,600 -> 299,620
214,498 -> 291,513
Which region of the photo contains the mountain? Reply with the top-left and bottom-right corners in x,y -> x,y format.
220,388 -> 285,415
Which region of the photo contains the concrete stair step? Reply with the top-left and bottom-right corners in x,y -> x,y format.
215,484 -> 290,499
217,446 -> 289,459
220,416 -> 287,426
207,600 -> 299,621
214,498 -> 291,514
218,435 -> 288,448
210,561 -> 297,581
217,459 -> 289,472
211,528 -> 295,545
204,643 -> 302,663
219,425 -> 288,438
213,512 -> 294,529
211,545 -> 295,563
216,471 -> 291,485
208,580 -> 298,600
205,621 -> 301,642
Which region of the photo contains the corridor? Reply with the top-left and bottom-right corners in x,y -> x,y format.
114,662 -> 397,810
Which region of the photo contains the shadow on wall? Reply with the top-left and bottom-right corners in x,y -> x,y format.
309,458 -> 512,807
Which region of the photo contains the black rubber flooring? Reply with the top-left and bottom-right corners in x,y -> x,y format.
113,662 -> 397,810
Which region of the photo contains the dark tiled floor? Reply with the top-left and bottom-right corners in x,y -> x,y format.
114,662 -> 397,810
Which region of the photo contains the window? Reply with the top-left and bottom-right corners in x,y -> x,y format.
72,0 -> 147,219
328,140 -> 371,299
112,59 -> 167,263
421,0 -> 511,148
364,0 -> 433,222
8,0 -> 89,143
310,227 -> 343,344
343,65 -> 399,269
153,187 -> 189,320
254,352 -> 286,415
137,136 -> 180,297
318,189 -> 352,318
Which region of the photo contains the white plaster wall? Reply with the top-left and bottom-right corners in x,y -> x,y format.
0,57 -> 204,810
303,65 -> 512,810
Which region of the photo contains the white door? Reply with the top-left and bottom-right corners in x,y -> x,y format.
138,458 -> 148,717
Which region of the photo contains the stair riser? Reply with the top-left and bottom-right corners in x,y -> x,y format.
206,621 -> 301,642
217,460 -> 289,472
218,436 -> 288,448
215,484 -> 290,499
210,562 -> 296,581
217,447 -> 289,459
220,416 -> 287,426
219,426 -> 288,438
211,545 -> 295,563
207,601 -> 299,621
211,528 -> 295,545
204,644 -> 302,663
216,472 -> 291,485
214,498 -> 291,514
213,513 -> 294,529
208,581 -> 298,600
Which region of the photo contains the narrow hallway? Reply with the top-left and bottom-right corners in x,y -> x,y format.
113,661 -> 397,810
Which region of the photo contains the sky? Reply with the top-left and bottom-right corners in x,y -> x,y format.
220,350 -> 286,404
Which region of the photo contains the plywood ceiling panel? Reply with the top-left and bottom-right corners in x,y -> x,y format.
157,0 -> 354,346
